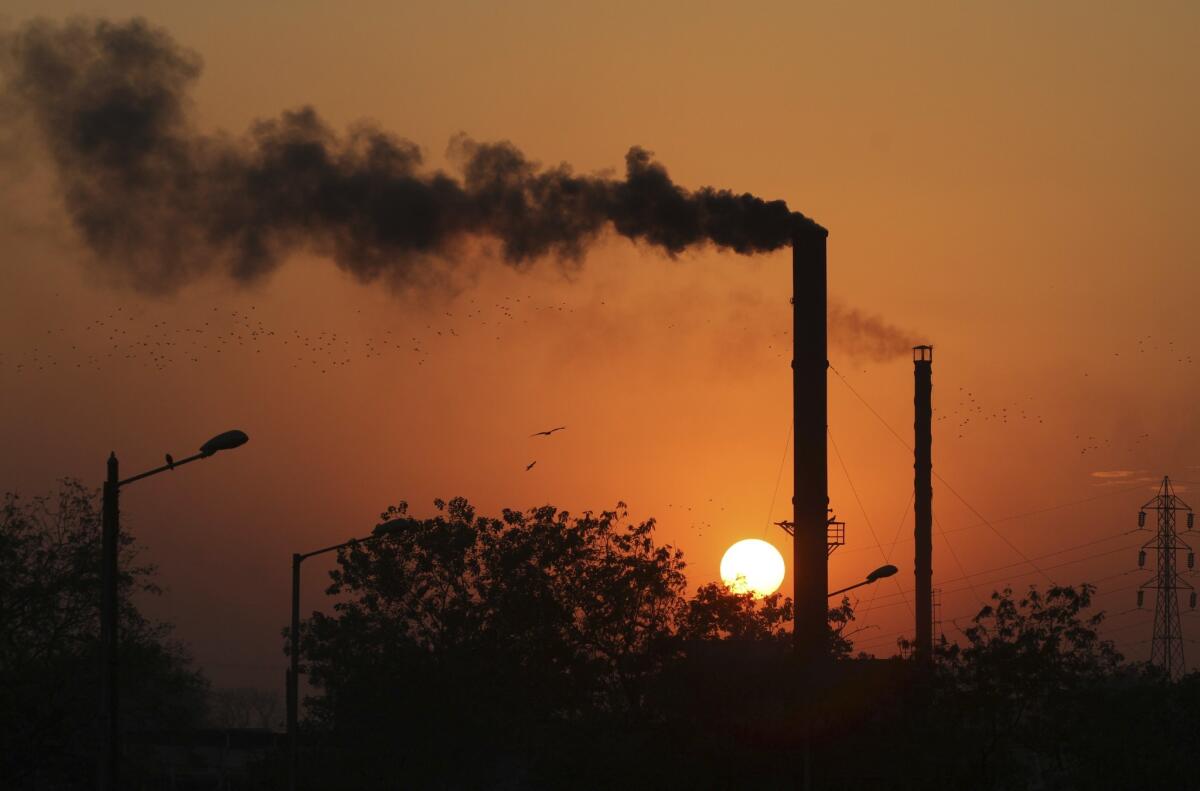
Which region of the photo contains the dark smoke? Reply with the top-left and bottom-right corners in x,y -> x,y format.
1,18 -> 817,293
828,301 -> 916,362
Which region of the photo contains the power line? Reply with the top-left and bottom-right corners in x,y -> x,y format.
829,362 -> 1147,583
854,574 -> 1149,654
865,559 -> 1136,615
934,511 -> 986,608
933,472 -> 1052,583
829,427 -> 910,616
762,422 -> 792,538
846,530 -> 1142,642
830,363 -> 1045,575
835,482 -> 1149,557
829,363 -> 912,452
859,491 -> 914,622
854,602 -> 1154,654
825,361 -> 1181,656
865,533 -> 1142,605
1101,618 -> 1157,637
869,542 -> 1135,607
853,573 -> 1156,654
1087,571 -> 1144,594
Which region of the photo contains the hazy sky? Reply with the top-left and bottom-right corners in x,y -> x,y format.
3,1 -> 1199,688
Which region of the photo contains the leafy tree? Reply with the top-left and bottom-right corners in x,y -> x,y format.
294,498 -> 691,786
943,584 -> 1122,684
679,582 -> 793,641
0,479 -> 208,787
679,583 -> 856,658
293,497 -> 860,788
827,595 -> 858,660
880,584 -> 1126,788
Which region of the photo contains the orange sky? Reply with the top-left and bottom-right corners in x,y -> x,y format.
3,1 -> 1200,688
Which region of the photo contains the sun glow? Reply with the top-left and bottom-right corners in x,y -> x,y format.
720,539 -> 786,598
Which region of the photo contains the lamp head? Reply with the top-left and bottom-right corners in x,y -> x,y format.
199,429 -> 249,457
866,564 -> 898,583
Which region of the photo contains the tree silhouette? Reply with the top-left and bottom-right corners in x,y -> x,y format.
679,582 -> 793,641
291,497 -> 860,788
0,479 -> 208,787
937,585 -> 1120,779
866,584 -> 1134,788
294,499 -> 687,784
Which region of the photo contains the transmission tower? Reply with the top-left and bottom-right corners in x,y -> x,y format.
1136,476 -> 1196,680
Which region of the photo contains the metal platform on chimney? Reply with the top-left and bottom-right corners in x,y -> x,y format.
774,509 -> 846,556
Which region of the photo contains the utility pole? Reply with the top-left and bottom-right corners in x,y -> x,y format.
288,521 -> 407,791
99,453 -> 120,791
1137,476 -> 1196,681
288,553 -> 301,791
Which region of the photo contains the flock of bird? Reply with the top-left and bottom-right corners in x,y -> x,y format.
939,386 -> 1158,457
1,293 -> 816,379
5,299 -> 1192,472
925,334 -> 1192,457
0,296 -> 586,375
662,498 -> 726,538
938,388 -> 1045,437
1076,432 -> 1153,457
1133,335 -> 1193,365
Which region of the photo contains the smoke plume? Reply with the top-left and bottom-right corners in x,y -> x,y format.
0,18 -> 818,293
829,301 -> 916,363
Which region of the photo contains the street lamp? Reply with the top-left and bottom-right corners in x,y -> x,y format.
98,430 -> 249,791
287,519 -> 407,791
827,564 -> 898,598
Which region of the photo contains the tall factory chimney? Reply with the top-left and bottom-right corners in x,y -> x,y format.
913,345 -> 934,660
792,224 -> 829,662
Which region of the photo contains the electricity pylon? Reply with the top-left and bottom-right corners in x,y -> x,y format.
1137,476 -> 1196,680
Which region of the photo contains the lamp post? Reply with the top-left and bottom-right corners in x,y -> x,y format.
287,520 -> 406,791
827,564 -> 898,598
794,564 -> 899,790
98,429 -> 249,791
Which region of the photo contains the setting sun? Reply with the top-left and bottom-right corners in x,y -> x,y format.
720,539 -> 786,598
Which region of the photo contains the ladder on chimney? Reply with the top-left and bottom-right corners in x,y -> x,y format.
775,508 -> 846,556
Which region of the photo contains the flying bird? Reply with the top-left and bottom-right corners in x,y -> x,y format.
525,461 -> 537,471
530,426 -> 567,437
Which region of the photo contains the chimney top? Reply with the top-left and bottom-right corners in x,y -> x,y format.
913,345 -> 933,362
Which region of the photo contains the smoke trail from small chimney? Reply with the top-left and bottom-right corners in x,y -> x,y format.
1,18 -> 817,293
828,302 -> 916,363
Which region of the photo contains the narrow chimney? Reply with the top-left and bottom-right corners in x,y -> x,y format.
913,345 -> 934,659
792,224 -> 829,661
